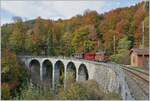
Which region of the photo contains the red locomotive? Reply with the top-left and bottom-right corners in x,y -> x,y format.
84,52 -> 95,61
73,51 -> 109,62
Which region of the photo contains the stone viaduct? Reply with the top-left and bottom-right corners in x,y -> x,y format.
19,56 -> 134,100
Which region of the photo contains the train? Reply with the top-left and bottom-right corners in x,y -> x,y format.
72,52 -> 110,62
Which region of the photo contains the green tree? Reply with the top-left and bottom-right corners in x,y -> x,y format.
111,36 -> 131,64
1,24 -> 13,49
1,83 -> 11,100
71,26 -> 89,53
143,16 -> 149,48
84,40 -> 95,52
25,31 -> 39,55
118,36 -> 131,49
9,17 -> 26,54
43,20 -> 54,56
14,84 -> 53,100
2,48 -> 29,99
32,17 -> 45,55
71,25 -> 98,53
62,32 -> 73,56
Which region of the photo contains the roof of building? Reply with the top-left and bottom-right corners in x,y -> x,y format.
96,51 -> 106,54
130,48 -> 149,55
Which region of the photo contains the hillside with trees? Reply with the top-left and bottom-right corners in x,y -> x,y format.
2,2 -> 149,58
1,1 -> 149,100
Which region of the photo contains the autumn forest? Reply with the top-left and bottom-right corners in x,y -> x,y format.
1,1 -> 149,100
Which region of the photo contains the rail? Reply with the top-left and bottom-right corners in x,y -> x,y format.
120,65 -> 149,96
121,66 -> 149,83
109,62 -> 149,81
122,65 -> 149,75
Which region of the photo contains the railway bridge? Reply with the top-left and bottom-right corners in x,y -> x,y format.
19,55 -> 134,100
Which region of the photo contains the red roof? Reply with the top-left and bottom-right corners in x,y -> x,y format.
130,48 -> 149,55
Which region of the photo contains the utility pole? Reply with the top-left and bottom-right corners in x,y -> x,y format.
142,1 -> 146,48
48,29 -> 53,56
51,28 -> 54,56
142,21 -> 144,48
46,37 -> 48,56
113,35 -> 116,55
98,39 -> 100,51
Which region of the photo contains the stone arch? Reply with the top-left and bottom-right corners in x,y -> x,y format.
29,59 -> 40,84
78,64 -> 89,81
42,59 -> 53,87
54,60 -> 65,88
66,62 -> 76,82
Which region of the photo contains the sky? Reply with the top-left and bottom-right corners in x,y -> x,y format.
1,0 -> 143,25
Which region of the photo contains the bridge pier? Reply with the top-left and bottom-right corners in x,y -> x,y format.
76,69 -> 79,81
40,62 -> 43,81
52,63 -> 55,91
64,65 -> 67,90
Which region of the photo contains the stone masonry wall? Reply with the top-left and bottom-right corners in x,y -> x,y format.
93,63 -> 134,100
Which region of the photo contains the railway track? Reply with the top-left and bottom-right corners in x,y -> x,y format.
122,66 -> 149,82
108,62 -> 149,82
122,65 -> 149,75
121,65 -> 149,97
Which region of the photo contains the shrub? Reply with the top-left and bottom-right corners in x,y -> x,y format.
111,49 -> 130,64
56,82 -> 87,100
14,84 -> 53,100
1,83 -> 11,100
79,80 -> 104,100
103,92 -> 122,100
57,78 -> 121,100
1,48 -> 30,99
